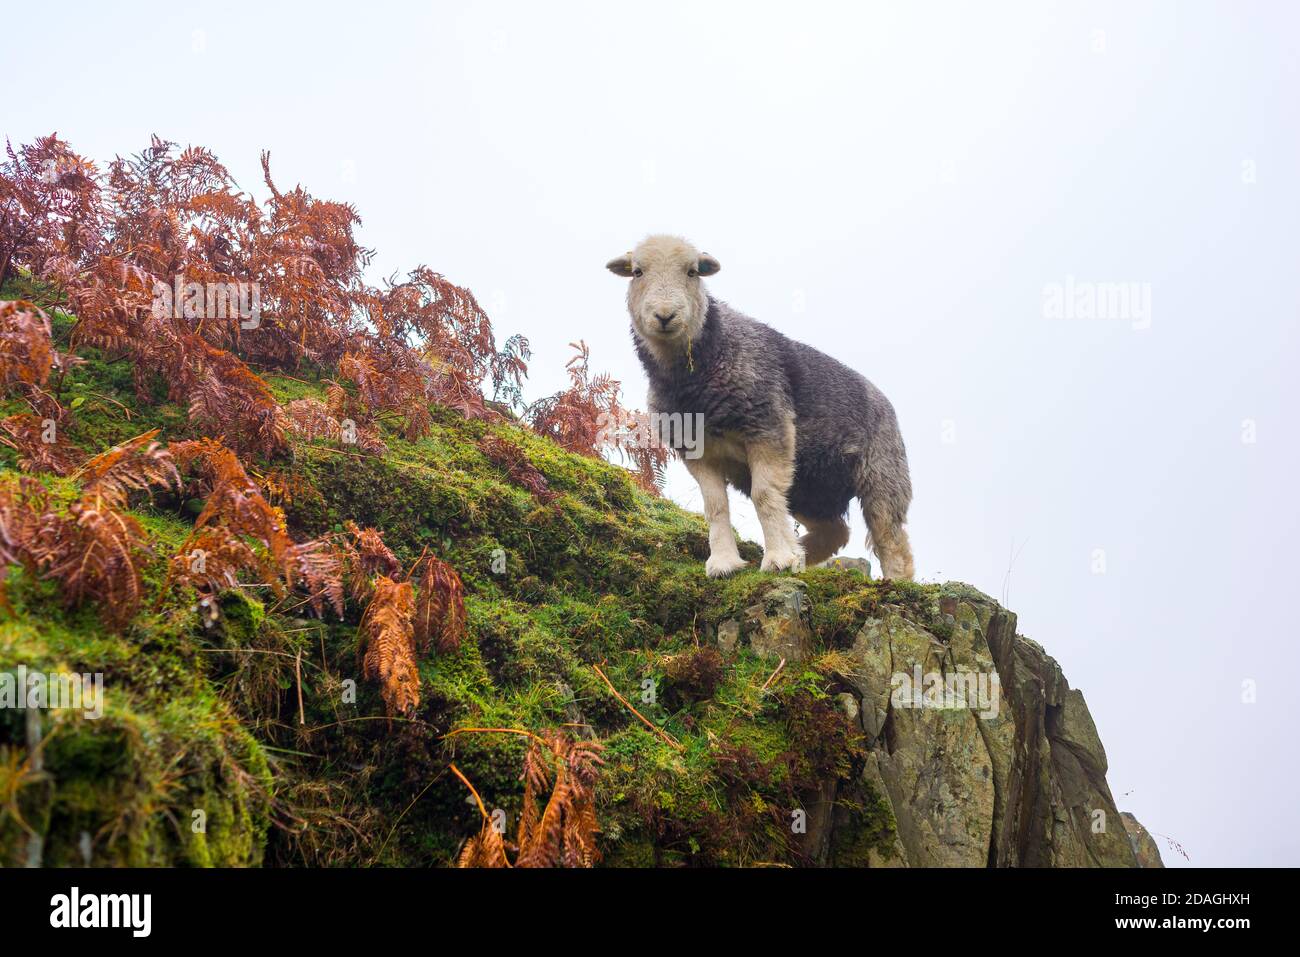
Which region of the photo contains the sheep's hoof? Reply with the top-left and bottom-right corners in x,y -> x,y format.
706,553 -> 749,578
761,547 -> 806,574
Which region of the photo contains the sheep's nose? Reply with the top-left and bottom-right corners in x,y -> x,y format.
655,311 -> 677,327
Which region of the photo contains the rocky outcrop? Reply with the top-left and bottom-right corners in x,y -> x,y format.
1122,812 -> 1166,868
714,576 -> 1160,868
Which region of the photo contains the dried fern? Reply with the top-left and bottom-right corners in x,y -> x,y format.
74,428 -> 179,507
166,438 -> 340,610
43,498 -> 149,630
0,413 -> 78,476
454,730 -> 604,868
526,341 -> 666,494
0,301 -> 57,390
478,434 -> 554,502
358,576 -> 420,718
413,552 -> 465,655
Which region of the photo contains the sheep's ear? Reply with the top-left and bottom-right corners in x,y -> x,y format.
606,255 -> 635,277
697,254 -> 721,276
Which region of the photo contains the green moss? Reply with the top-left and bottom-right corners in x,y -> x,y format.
0,614 -> 271,867
826,778 -> 902,867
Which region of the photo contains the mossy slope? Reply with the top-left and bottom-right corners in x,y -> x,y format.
0,281 -> 1151,867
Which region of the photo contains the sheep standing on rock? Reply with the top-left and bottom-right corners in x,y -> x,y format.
608,235 -> 915,580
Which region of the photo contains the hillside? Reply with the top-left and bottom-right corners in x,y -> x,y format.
0,283 -> 1159,868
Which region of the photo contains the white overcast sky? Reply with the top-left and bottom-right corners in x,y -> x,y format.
9,0 -> 1299,866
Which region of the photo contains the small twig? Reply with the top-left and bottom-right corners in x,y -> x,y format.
1001,535 -> 1030,606
592,663 -> 683,750
405,544 -> 431,581
449,763 -> 490,822
295,649 -> 306,726
759,658 -> 786,695
85,391 -> 135,421
194,647 -> 324,673
258,744 -> 318,758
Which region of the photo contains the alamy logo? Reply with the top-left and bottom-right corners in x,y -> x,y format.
152,273 -> 261,328
0,666 -> 104,719
1042,275 -> 1151,330
49,887 -> 151,937
595,409 -> 705,459
890,665 -> 1001,719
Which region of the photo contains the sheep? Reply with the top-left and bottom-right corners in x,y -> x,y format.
607,234 -> 915,580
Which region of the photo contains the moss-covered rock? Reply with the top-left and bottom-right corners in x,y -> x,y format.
0,284 -> 1154,867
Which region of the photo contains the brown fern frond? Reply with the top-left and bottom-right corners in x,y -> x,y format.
478,434 -> 554,502
287,537 -> 345,618
0,301 -> 56,390
74,428 -> 179,507
285,397 -> 386,455
170,438 -> 289,552
562,791 -> 601,867
166,437 -> 330,609
516,759 -> 544,855
258,468 -> 309,507
1,136 -> 104,291
458,831 -> 510,868
40,497 -> 149,631
324,381 -> 348,419
342,521 -> 400,600
517,777 -> 568,868
335,344 -> 442,439
0,473 -> 149,630
524,340 -> 666,494
179,338 -> 289,459
449,728 -> 604,869
358,576 -> 419,718
285,398 -> 341,442
450,764 -> 511,868
515,731 -> 605,868
412,552 -> 465,655
166,525 -> 263,595
0,413 -> 78,476
0,477 -> 47,614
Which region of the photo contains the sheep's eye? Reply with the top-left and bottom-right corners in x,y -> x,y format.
632,268 -> 643,278
687,269 -> 698,278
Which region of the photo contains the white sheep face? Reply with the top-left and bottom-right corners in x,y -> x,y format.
607,235 -> 720,357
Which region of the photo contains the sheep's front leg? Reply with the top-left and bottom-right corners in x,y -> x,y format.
746,438 -> 805,573
684,457 -> 748,578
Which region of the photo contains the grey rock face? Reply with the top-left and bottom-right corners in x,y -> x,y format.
718,576 -> 814,663
1121,812 -> 1166,868
718,579 -> 1157,867
824,556 -> 872,578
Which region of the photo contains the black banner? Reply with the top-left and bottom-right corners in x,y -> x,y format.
0,866 -> 1279,943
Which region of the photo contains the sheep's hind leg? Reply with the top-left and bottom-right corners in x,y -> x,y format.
863,499 -> 914,581
795,514 -> 851,567
685,457 -> 748,578
747,437 -> 805,573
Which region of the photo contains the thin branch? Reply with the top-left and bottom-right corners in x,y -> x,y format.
759,657 -> 787,695
592,663 -> 683,750
294,649 -> 306,726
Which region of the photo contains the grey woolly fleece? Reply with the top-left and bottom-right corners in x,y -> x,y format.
633,296 -> 912,526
